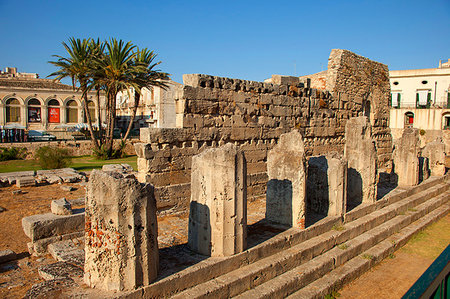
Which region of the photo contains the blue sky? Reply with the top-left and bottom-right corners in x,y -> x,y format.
0,0 -> 449,84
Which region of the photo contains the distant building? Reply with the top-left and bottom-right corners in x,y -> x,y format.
115,80 -> 182,130
389,60 -> 450,149
0,67 -> 106,138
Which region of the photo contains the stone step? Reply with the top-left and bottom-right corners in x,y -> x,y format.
234,191 -> 449,299
287,203 -> 450,299
116,176 -> 448,299
171,187 -> 449,299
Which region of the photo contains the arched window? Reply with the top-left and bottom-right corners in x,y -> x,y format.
6,98 -> 21,122
27,98 -> 42,123
404,112 -> 414,128
48,99 -> 60,123
66,100 -> 78,123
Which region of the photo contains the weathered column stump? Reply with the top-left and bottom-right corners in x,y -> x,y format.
188,143 -> 247,257
422,140 -> 446,176
307,155 -> 347,217
344,116 -> 377,205
84,170 -> 158,291
393,128 -> 421,187
266,130 -> 307,228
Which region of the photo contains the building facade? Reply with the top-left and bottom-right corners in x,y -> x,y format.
0,67 -> 106,139
388,60 -> 450,150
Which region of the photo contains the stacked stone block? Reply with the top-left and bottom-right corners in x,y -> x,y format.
136,49 -> 393,213
188,144 -> 247,257
266,130 -> 307,228
84,170 -> 158,291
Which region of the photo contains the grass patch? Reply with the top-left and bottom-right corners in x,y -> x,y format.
388,253 -> 396,259
338,243 -> 349,250
361,253 -> 375,260
407,208 -> 418,212
324,290 -> 341,299
401,214 -> 450,260
332,224 -> 346,231
0,155 -> 137,173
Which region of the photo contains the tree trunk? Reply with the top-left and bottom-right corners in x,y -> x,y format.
81,82 -> 100,152
121,90 -> 140,142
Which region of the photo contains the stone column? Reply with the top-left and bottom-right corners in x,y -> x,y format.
266,130 -> 307,228
84,170 -> 158,291
188,143 -> 247,257
344,116 -> 377,205
422,140 -> 446,176
393,128 -> 421,187
307,156 -> 347,217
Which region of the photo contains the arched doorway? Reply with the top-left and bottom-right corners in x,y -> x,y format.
404,112 -> 414,128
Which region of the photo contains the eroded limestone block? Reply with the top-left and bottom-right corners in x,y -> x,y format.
344,116 -> 377,205
266,130 -> 307,228
393,128 -> 421,187
307,155 -> 347,217
22,211 -> 84,242
422,141 -> 446,176
51,198 -> 72,216
84,170 -> 158,291
188,143 -> 247,257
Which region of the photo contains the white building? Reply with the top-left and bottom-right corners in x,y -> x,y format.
115,80 -> 183,132
389,59 -> 450,150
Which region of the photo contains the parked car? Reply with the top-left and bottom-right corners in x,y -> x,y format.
28,130 -> 57,141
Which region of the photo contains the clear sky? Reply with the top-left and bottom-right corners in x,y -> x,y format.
0,0 -> 449,84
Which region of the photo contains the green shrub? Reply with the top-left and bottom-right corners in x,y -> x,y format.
0,147 -> 27,161
36,146 -> 72,169
92,141 -> 127,160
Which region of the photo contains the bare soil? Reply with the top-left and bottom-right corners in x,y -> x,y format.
0,183 -> 86,298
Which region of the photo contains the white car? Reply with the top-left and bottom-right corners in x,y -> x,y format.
28,130 -> 57,141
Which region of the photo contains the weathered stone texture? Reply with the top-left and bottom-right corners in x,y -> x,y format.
422,140 -> 446,176
136,49 -> 393,213
393,128 -> 421,187
266,130 -> 306,228
84,170 -> 158,291
307,155 -> 347,217
344,117 -> 377,204
188,144 -> 247,256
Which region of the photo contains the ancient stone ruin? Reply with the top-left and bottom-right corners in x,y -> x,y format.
135,49 -> 393,214
15,49 -> 449,297
266,130 -> 307,228
188,143 -> 247,256
84,170 -> 158,291
344,116 -> 377,206
393,128 -> 421,187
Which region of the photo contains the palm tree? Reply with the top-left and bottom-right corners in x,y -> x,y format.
121,48 -> 170,142
93,38 -> 140,157
48,37 -> 100,151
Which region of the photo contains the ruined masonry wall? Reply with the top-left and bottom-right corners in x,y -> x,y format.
136,50 -> 393,213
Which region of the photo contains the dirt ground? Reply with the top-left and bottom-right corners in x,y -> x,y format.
0,183 -> 86,298
338,213 -> 450,299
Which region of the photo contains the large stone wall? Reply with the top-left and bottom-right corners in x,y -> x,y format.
136,49 -> 393,213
